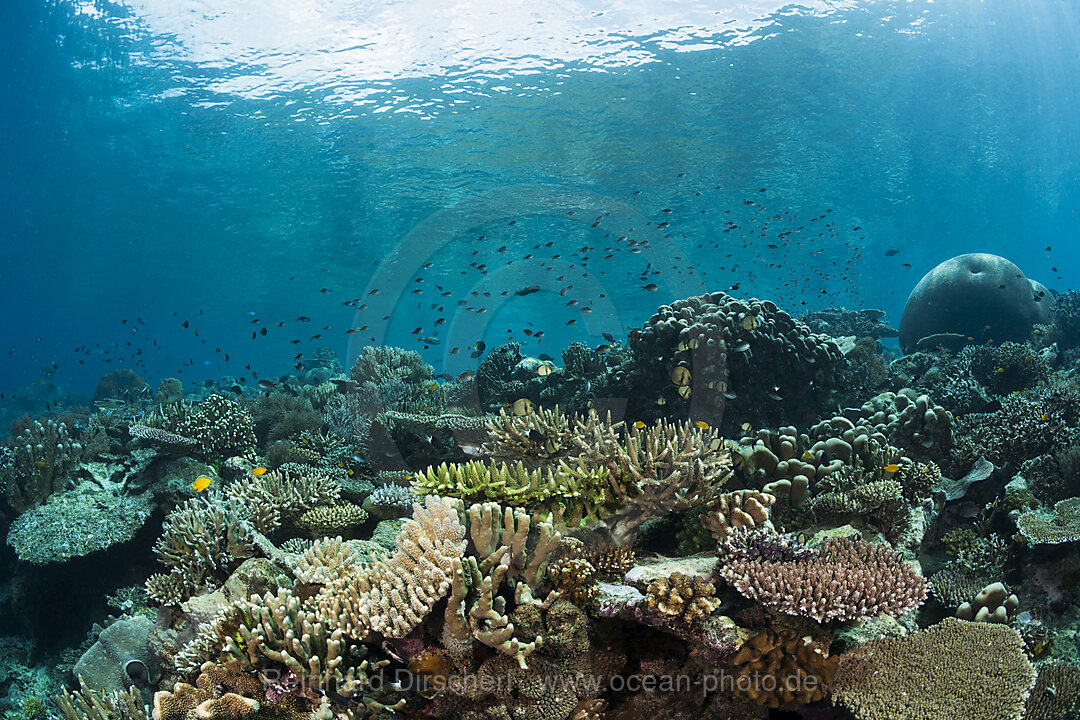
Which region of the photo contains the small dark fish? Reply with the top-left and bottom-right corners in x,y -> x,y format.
259,327 -> 267,336
296,316 -> 311,322
515,285 -> 541,296
257,380 -> 276,390
330,378 -> 360,392
884,249 -> 900,257
643,284 -> 658,292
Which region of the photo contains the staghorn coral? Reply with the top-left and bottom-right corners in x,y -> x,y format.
645,572 -> 720,623
295,503 -> 368,537
291,535 -> 359,585
830,617 -> 1037,720
365,483 -> 414,519
483,405 -> 577,466
152,493 -> 259,597
715,528 -> 928,622
58,677 -> 149,720
225,464 -> 340,523
413,456 -> 616,530
573,413 -> 732,544
412,460 -> 545,504
726,626 -> 839,708
1016,496 -> 1080,545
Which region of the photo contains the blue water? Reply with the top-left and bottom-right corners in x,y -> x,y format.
3,0 -> 1079,403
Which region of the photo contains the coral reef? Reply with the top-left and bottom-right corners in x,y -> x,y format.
11,287 -> 1080,720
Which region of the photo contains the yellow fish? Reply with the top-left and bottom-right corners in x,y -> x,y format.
634,421 -> 646,429
536,363 -> 553,377
192,476 -> 212,492
35,460 -> 46,468
695,420 -> 710,430
512,398 -> 534,416
884,463 -> 900,473
803,450 -> 814,461
252,466 -> 268,476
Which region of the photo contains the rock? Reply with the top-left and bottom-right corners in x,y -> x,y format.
74,615 -> 156,695
899,253 -> 1053,354
622,553 -> 716,590
223,558 -> 291,602
149,457 -> 220,505
181,590 -> 228,628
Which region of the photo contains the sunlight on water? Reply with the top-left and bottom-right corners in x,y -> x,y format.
116,0 -> 855,104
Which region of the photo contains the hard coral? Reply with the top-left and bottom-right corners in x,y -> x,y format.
726,626 -> 838,708
626,292 -> 843,433
645,572 -> 720,623
716,528 -> 928,622
1016,496 -> 1080,545
830,617 -> 1037,720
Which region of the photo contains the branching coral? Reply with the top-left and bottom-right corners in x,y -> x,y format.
225,464 -> 340,524
1025,661 -> 1080,720
291,535 -> 359,585
316,495 -> 467,640
170,395 -> 258,461
58,677 -> 149,720
830,618 -> 1037,720
573,413 -> 732,543
295,504 -> 368,537
483,405 -> 577,466
715,528 -> 928,622
2,417 -> 85,512
152,493 -> 260,597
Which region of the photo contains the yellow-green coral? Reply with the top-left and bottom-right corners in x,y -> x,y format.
412,458 -> 615,528
296,504 -> 368,537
